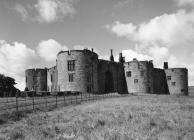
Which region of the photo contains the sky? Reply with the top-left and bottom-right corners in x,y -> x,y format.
0,0 -> 194,90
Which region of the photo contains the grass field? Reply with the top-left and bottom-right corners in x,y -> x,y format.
0,94 -> 194,140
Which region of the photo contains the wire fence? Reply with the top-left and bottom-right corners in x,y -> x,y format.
0,92 -> 121,115
1,91 -> 192,116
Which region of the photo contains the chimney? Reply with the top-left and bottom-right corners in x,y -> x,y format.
110,49 -> 114,62
163,62 -> 168,69
92,48 -> 94,52
119,52 -> 125,63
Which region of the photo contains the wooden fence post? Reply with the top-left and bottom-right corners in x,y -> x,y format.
32,91 -> 35,110
56,92 -> 58,107
64,92 -> 66,106
45,95 -> 47,108
71,94 -> 73,104
76,93 -> 77,104
16,93 -> 18,113
81,92 -> 82,102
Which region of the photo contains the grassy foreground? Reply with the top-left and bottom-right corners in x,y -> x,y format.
0,94 -> 194,140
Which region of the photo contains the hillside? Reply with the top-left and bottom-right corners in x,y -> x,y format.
0,94 -> 194,140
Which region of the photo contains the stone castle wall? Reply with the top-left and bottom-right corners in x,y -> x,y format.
25,68 -> 47,91
165,68 -> 188,95
57,49 -> 98,93
153,68 -> 169,94
124,59 -> 154,94
97,60 -> 127,94
47,66 -> 58,92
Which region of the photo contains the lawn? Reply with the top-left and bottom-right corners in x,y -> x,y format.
0,94 -> 194,140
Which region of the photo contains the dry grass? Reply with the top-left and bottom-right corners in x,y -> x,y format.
0,94 -> 194,140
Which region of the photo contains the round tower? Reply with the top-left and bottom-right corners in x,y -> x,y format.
164,68 -> 188,95
57,49 -> 98,93
124,58 -> 154,94
25,68 -> 47,91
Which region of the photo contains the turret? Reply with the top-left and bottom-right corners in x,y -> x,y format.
110,49 -> 114,62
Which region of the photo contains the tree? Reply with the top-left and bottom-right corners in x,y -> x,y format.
0,74 -> 18,97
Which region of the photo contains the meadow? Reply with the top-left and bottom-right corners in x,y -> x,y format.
0,94 -> 194,140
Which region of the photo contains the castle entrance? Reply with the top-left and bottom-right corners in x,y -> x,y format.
105,71 -> 114,93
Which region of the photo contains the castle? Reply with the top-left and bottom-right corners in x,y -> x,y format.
25,49 -> 188,95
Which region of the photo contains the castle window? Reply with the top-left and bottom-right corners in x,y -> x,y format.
148,87 -> 151,92
167,76 -> 171,80
171,82 -> 176,86
87,74 -> 92,83
33,76 -> 36,82
141,71 -> 144,77
69,74 -> 74,82
51,75 -> 53,82
134,79 -> 138,83
87,85 -> 92,93
181,89 -> 184,92
126,71 -> 131,77
68,60 -> 75,71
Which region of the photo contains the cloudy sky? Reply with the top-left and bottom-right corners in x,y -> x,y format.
0,0 -> 194,90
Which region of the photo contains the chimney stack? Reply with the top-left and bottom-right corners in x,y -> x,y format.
163,62 -> 168,69
119,52 -> 125,63
110,49 -> 114,61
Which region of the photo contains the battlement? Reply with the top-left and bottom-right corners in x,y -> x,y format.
57,49 -> 98,57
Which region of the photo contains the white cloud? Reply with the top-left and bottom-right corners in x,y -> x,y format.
148,46 -> 169,62
14,0 -> 76,23
121,49 -> 151,62
106,21 -> 137,39
15,4 -> 28,21
35,0 -> 76,23
0,39 -> 70,90
36,39 -> 68,62
107,10 -> 194,47
0,40 -> 38,90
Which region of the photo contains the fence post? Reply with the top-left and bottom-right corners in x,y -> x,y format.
63,92 -> 65,106
45,95 -> 47,108
25,92 -> 27,110
81,92 -> 82,102
6,92 -> 8,103
56,92 -> 58,107
16,93 -> 18,113
71,94 -> 73,104
76,93 -> 77,104
32,91 -> 35,110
